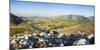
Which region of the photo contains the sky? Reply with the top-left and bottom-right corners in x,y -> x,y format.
10,0 -> 95,17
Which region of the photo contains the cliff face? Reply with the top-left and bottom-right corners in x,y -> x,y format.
10,13 -> 24,25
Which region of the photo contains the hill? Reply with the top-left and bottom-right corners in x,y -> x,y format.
10,14 -> 94,35
10,13 -> 24,25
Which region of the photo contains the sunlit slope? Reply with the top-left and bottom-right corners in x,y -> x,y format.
10,15 -> 94,35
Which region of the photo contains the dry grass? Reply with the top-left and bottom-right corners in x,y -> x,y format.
57,22 -> 94,35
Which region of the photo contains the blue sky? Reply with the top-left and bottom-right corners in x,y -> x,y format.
10,0 -> 95,17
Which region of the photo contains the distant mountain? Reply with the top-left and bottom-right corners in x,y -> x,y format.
87,16 -> 94,21
24,15 -> 94,21
58,15 -> 88,21
10,14 -> 94,26
10,13 -> 24,25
